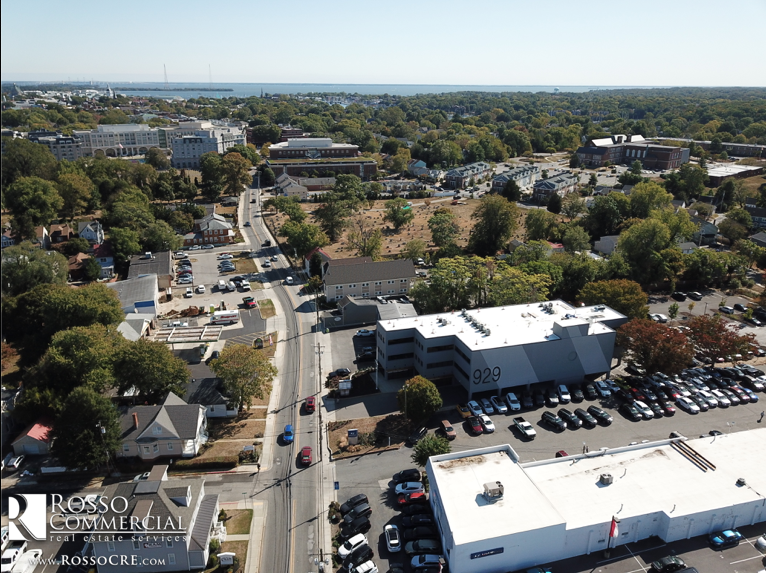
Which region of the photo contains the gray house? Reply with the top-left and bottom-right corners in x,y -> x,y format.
323,258 -> 416,301
91,466 -> 224,573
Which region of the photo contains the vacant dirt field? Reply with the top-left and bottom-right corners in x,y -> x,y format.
209,413 -> 266,440
328,413 -> 412,459
266,197 -> 528,259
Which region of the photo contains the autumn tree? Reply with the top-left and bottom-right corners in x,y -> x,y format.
401,239 -> 426,262
220,152 -> 252,196
209,344 -> 278,411
686,314 -> 756,363
525,209 -> 557,241
428,209 -> 461,248
346,216 -> 383,259
578,279 -> 648,319
397,375 -> 443,422
616,319 -> 694,374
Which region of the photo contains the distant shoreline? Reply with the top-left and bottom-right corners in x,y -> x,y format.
114,87 -> 234,92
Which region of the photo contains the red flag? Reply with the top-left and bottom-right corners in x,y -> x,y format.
609,517 -> 620,538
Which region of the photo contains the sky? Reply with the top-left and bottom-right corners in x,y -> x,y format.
2,0 -> 766,87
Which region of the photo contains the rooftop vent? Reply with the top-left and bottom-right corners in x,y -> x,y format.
483,481 -> 504,501
736,477 -> 746,487
600,473 -> 613,485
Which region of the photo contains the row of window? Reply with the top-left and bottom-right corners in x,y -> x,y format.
455,363 -> 469,380
427,360 -> 453,369
122,442 -> 175,454
455,346 -> 470,363
427,344 -> 454,353
389,337 -> 414,345
389,352 -> 414,361
335,279 -> 408,289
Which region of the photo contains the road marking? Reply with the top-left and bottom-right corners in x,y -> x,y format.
288,498 -> 296,573
378,479 -> 390,491
729,555 -> 763,564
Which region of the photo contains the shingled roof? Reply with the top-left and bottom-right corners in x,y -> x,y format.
120,392 -> 204,442
323,258 -> 416,286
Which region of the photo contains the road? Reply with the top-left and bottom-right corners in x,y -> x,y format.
239,185 -> 327,573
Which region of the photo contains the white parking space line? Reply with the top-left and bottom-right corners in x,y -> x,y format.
729,555 -> 763,564
624,544 -> 649,572
378,479 -> 390,491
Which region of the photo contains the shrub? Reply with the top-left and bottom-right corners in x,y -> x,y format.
173,456 -> 238,471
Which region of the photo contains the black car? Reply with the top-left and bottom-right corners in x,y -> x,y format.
387,564 -> 406,573
733,303 -> 747,312
616,389 -> 634,403
407,427 -> 428,446
648,401 -> 664,418
402,514 -> 433,527
583,384 -> 598,401
688,291 -> 703,301
262,239 -> 271,246
689,393 -> 709,412
394,468 -> 422,484
401,503 -> 432,516
574,408 -> 598,428
541,411 -> 566,432
671,292 -> 687,301
357,351 -> 376,362
340,515 -> 371,538
558,408 -> 582,429
343,545 -> 374,569
570,385 -> 584,403
340,494 -> 369,516
650,555 -> 686,572
330,368 -> 351,379
343,503 -> 372,524
403,526 -> 439,541
404,539 -> 442,556
587,405 -> 613,425
521,393 -> 534,409
533,391 -> 546,408
621,403 -> 642,421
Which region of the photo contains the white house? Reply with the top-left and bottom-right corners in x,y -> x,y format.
594,235 -> 620,255
78,220 -> 105,245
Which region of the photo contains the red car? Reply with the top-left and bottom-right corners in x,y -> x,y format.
659,400 -> 676,416
630,388 -> 647,401
300,446 -> 312,466
467,416 -> 483,435
242,297 -> 256,308
305,396 -> 316,413
398,491 -> 428,505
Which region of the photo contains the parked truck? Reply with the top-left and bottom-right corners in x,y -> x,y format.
513,417 -> 537,440
1,541 -> 28,573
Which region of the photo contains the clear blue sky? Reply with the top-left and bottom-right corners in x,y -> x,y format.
3,0 -> 765,86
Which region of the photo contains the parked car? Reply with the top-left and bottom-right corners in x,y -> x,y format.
688,291 -> 703,300
339,533 -> 369,560
341,516 -> 371,539
466,416 -> 483,435
355,329 -> 375,337
570,385 -> 584,403
403,526 -> 439,541
479,414 -> 495,433
734,303 -> 747,312
583,384 -> 598,401
343,503 -> 373,524
283,424 -> 294,443
385,524 -> 401,553
587,405 -> 613,425
545,388 -> 559,407
300,446 -> 312,465
505,392 -> 521,411
398,492 -> 428,506
340,494 -> 369,516
574,408 -> 598,428
343,544 -> 374,570
455,404 -> 471,418
402,514 -> 433,527
440,420 -> 456,440
196,285 -> 206,294
633,400 -> 654,420
541,411 -> 566,432
467,400 -> 483,417
521,392 -> 535,409
410,554 -> 442,570
480,397 -> 494,414
650,555 -> 686,572
671,292 -> 687,301
594,381 -> 611,398
719,306 -> 735,314
395,482 -> 425,495
558,408 -> 582,429
330,368 -> 351,378
708,528 -> 743,549
217,254 -> 234,260
393,469 -> 421,484
400,503 -> 431,516
621,403 -> 642,422
490,395 -> 508,414
305,396 -> 316,413
557,385 -> 571,404
404,539 -> 442,556
676,396 -> 700,414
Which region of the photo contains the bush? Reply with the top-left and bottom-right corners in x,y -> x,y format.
173,456 -> 238,470
209,539 -> 221,553
207,554 -> 219,569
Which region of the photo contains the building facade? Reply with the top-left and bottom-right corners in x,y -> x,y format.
491,165 -> 540,192
171,127 -> 247,169
74,124 -> 161,157
445,162 -> 492,189
576,134 -> 686,170
532,173 -> 579,201
323,258 -> 416,301
33,134 -> 84,161
268,137 -> 358,159
376,301 -> 626,387
182,213 -> 234,247
267,157 -> 377,179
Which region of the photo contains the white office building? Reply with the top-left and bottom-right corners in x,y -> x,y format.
73,124 -> 161,157
375,301 -> 626,393
426,429 -> 766,573
171,127 -> 247,169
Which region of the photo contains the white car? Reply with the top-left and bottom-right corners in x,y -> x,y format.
633,400 -> 654,419
557,385 -> 571,404
505,392 -> 521,411
189,245 -> 201,250
196,285 -> 206,294
217,254 -> 234,260
466,400 -> 483,417
184,287 -> 193,298
676,396 -> 700,414
355,329 -> 375,337
711,389 -> 731,407
385,524 -> 401,553
697,390 -> 718,408
490,396 -> 508,414
263,260 -> 271,268
285,276 -> 294,285
479,414 -> 495,433
202,244 -> 214,249
650,313 -> 669,323
594,381 -> 611,398
338,533 -> 368,560
480,397 -> 494,414
394,482 -> 425,495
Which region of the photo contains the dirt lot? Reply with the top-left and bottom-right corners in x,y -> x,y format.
258,300 -> 276,319
328,414 -> 412,459
266,197 -> 528,259
209,413 -> 266,440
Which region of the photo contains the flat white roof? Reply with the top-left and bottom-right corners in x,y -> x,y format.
429,446 -> 565,545
432,429 -> 766,543
379,300 -> 624,351
269,138 -> 357,149
706,163 -> 763,177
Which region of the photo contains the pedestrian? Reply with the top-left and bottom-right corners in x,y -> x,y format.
759,411 -> 764,423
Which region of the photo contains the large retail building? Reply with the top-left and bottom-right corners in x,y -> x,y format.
375,301 -> 627,394
426,429 -> 766,573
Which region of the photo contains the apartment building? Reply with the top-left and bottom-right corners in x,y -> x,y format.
576,134 -> 685,170
532,173 -> 579,201
323,258 -> 416,301
171,127 -> 247,169
491,165 -> 540,192
74,124 -> 161,157
444,162 -> 492,189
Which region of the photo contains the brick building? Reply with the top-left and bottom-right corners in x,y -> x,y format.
576,135 -> 685,170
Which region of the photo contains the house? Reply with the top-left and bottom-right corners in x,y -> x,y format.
444,162 -> 492,189
692,218 -> 719,246
118,393 -> 207,460
128,250 -> 174,290
336,295 -> 418,326
183,214 -> 234,247
323,257 -> 417,301
678,241 -> 698,254
49,223 -> 75,243
117,313 -> 154,341
33,226 -> 50,249
744,204 -> 766,229
533,174 -> 579,201
68,252 -> 92,281
92,242 -> 115,278
547,242 -> 565,253
594,235 -> 620,255
491,165 -> 540,192
107,274 -> 161,316
184,378 -> 237,419
1,229 -> 15,249
92,466 -> 224,573
749,232 -> 766,248
11,417 -> 54,455
407,159 -> 427,176
670,199 -> 686,211
303,246 -> 333,276
77,220 -> 105,245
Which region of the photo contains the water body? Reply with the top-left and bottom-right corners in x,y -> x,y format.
101,82 -> 665,99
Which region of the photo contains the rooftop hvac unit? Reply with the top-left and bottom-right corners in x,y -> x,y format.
483,481 -> 504,501
600,473 -> 613,485
486,329 -> 491,336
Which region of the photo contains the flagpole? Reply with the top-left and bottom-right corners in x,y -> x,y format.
605,515 -> 620,558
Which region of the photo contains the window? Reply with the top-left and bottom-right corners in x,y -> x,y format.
455,346 -> 470,362
143,446 -> 150,454
427,360 -> 453,369
152,425 -> 162,435
400,279 -> 407,283
375,291 -> 381,295
454,363 -> 469,380
335,285 -> 342,290
133,539 -> 140,550
168,554 -> 176,565
388,280 -> 395,284
153,444 -> 160,453
427,344 -> 454,353
362,282 -> 369,287
166,539 -> 173,548
374,281 -> 381,285
123,444 -> 130,452
107,541 -> 115,552
389,352 -> 414,361
389,337 -> 414,345
388,290 -> 395,294
400,288 -> 407,293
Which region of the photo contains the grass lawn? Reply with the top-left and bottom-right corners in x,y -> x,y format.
209,414 -> 266,440
259,300 -> 276,319
222,509 -> 252,535
205,540 -> 248,573
199,440 -> 261,459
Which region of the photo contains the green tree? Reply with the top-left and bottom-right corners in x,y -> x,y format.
579,279 -> 648,319
617,218 -> 672,284
411,434 -> 451,467
525,209 -> 557,241
584,193 -> 630,238
114,340 -> 190,403
220,152 -> 252,196
629,181 -> 673,218
588,173 -> 598,188
619,160 -> 645,186
547,193 -> 562,214
199,152 -> 223,202
718,219 -> 748,243
83,256 -> 102,281
209,344 -> 278,411
1,138 -> 57,188
501,179 -> 522,202
562,195 -> 586,221
50,387 -> 122,471
562,226 -> 591,253
616,319 -> 694,374
726,208 -> 753,229
142,220 -> 182,252
346,217 -> 383,259
314,194 -> 351,242
224,144 -> 260,166
384,198 -> 415,231
668,302 -> 679,320
488,265 -> 552,306
468,195 -> 519,256
109,227 -> 142,264
5,176 -> 64,239
733,239 -> 766,269
401,239 -> 426,262
259,166 -> 276,188
57,173 -> 95,221
62,237 -> 92,256
569,154 -> 581,168
279,221 -> 329,259
428,210 -> 461,248
397,375 -> 443,422
1,241 -> 68,296
145,148 -> 171,170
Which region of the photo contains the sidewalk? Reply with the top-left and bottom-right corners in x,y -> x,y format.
219,499 -> 265,573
